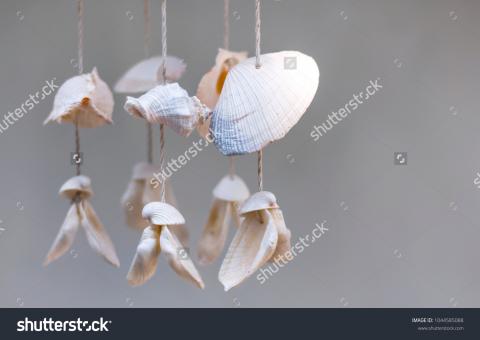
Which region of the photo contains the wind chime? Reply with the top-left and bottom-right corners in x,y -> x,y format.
212,0 -> 320,290
196,0 -> 251,266
43,0 -> 120,267
117,0 -> 189,247
124,0 -> 205,288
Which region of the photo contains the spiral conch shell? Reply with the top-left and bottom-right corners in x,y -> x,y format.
114,56 -> 186,93
44,175 -> 120,267
127,202 -> 204,288
121,162 -> 189,245
197,174 -> 250,265
44,68 -> 114,128
210,51 -> 319,155
218,191 -> 291,291
196,49 -> 247,138
124,83 -> 210,137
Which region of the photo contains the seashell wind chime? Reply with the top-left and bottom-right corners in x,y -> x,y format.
213,0 -> 320,290
196,0 -> 251,266
117,0 -> 189,246
124,0 -> 205,288
43,0 -> 120,267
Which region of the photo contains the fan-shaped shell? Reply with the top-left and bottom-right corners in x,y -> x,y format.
44,68 -> 114,128
124,83 -> 210,137
213,174 -> 250,202
210,51 -> 319,155
142,202 -> 185,226
115,56 -> 186,93
239,191 -> 278,215
59,175 -> 93,200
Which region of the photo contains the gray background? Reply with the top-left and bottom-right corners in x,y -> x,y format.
0,0 -> 479,307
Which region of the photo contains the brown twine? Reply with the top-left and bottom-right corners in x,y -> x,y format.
159,0 -> 167,202
144,0 -> 154,163
224,0 -> 230,50
255,0 -> 263,190
75,0 -> 84,177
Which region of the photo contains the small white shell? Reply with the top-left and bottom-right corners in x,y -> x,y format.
213,174 -> 250,202
239,191 -> 279,215
211,51 -> 319,155
124,83 -> 210,137
45,68 -> 114,128
115,56 -> 186,93
59,175 -> 93,200
142,201 -> 185,226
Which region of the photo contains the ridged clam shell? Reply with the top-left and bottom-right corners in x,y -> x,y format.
115,56 -> 186,93
124,83 -> 210,137
213,174 -> 250,202
142,201 -> 185,226
59,175 -> 93,200
44,68 -> 114,128
210,51 -> 319,155
239,191 -> 278,215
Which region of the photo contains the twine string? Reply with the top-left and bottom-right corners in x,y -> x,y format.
224,0 -> 230,50
75,0 -> 84,177
159,0 -> 167,202
144,0 -> 153,163
255,0 -> 263,190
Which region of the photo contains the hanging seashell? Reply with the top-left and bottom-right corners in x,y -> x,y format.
44,68 -> 114,128
115,56 -> 187,94
210,51 -> 319,155
218,191 -> 291,291
124,83 -> 210,137
197,174 -> 250,265
127,202 -> 204,288
196,49 -> 247,138
44,175 -> 120,267
120,162 -> 189,245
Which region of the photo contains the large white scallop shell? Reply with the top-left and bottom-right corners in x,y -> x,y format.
142,201 -> 185,226
44,68 -> 114,128
124,83 -> 210,137
115,56 -> 186,94
210,51 -> 319,155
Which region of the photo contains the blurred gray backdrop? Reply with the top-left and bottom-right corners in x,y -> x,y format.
0,0 -> 479,307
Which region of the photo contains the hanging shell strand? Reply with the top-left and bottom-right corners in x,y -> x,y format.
127,202 -> 204,288
44,176 -> 120,267
218,191 -> 291,291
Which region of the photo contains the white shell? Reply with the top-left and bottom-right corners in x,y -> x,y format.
124,83 -> 210,137
239,191 -> 279,215
210,51 -> 319,155
213,174 -> 250,202
142,201 -> 185,226
59,175 -> 93,200
44,68 -> 114,128
115,56 -> 186,93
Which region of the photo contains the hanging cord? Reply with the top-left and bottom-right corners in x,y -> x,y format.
75,0 -> 84,177
159,0 -> 167,203
255,0 -> 263,190
144,0 -> 154,163
223,0 -> 230,50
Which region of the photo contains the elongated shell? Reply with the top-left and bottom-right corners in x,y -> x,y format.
211,51 -> 319,155
124,83 -> 210,137
44,68 -> 114,128
115,56 -> 186,93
